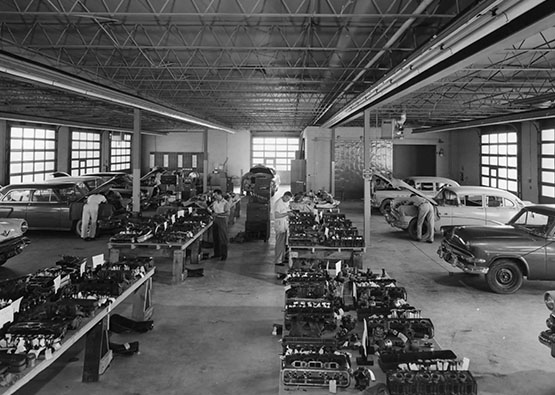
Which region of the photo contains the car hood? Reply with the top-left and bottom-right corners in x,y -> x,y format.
389,178 -> 437,206
453,225 -> 543,242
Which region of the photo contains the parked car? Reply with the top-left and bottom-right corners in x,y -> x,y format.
386,185 -> 527,240
0,218 -> 30,265
45,175 -> 105,192
372,174 -> 459,214
438,204 -> 555,293
539,290 -> 555,357
84,168 -> 163,209
0,180 -> 122,236
241,165 -> 280,196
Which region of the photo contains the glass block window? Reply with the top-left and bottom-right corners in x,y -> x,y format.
9,126 -> 56,183
480,131 -> 519,195
540,128 -> 555,200
251,137 -> 299,171
110,132 -> 132,171
70,131 -> 101,175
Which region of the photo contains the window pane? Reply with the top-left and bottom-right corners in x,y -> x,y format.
542,129 -> 555,141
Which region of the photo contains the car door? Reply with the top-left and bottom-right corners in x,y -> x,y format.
433,189 -> 456,227
485,195 -> 521,225
452,193 -> 487,226
27,188 -> 61,228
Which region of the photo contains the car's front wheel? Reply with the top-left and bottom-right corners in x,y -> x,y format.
485,259 -> 523,294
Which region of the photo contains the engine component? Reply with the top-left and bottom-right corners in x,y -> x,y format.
281,352 -> 351,388
387,370 -> 477,395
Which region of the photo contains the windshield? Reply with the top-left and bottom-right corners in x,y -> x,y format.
509,208 -> 554,237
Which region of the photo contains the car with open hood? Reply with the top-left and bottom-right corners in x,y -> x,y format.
0,179 -> 125,236
84,167 -> 164,209
385,184 -> 527,240
438,204 -> 555,294
371,174 -> 459,214
241,164 -> 280,196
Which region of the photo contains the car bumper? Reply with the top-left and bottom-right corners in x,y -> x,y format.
383,212 -> 408,230
437,243 -> 489,274
0,235 -> 31,262
538,330 -> 555,357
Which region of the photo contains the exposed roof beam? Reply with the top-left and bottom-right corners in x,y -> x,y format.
322,0 -> 555,128
0,111 -> 169,134
412,107 -> 555,133
0,52 -> 236,134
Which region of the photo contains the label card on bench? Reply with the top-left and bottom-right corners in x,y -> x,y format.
92,254 -> 104,269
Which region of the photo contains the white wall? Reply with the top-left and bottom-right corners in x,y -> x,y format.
141,129 -> 251,180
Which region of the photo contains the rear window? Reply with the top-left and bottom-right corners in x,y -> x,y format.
2,189 -> 31,202
419,182 -> 434,191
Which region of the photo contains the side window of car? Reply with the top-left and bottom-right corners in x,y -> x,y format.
2,189 -> 31,202
486,195 -> 503,207
420,182 -> 434,191
463,195 -> 483,207
443,191 -> 459,206
57,187 -> 84,202
32,188 -> 60,203
503,198 -> 516,208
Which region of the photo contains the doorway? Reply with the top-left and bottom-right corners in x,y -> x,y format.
393,145 -> 436,178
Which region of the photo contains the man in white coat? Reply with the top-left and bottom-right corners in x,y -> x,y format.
81,193 -> 107,240
273,191 -> 293,265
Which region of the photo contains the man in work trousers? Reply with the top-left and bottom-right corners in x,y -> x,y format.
209,189 -> 230,261
81,193 -> 107,241
409,194 -> 435,243
274,191 -> 293,265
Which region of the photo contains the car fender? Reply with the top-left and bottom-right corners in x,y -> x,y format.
487,254 -> 530,277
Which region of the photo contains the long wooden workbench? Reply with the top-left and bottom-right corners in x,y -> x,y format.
108,222 -> 212,284
0,267 -> 154,395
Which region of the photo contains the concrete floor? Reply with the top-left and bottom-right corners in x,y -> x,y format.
1,197 -> 555,395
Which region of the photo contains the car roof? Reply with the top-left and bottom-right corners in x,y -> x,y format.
0,181 -> 82,189
84,172 -> 130,176
443,185 -> 519,197
405,176 -> 460,185
44,176 -> 102,182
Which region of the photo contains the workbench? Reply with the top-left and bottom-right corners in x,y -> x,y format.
108,222 -> 212,284
275,245 -> 366,277
0,268 -> 154,395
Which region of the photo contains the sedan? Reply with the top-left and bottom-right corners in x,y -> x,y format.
0,180 -> 115,235
438,205 -> 555,293
386,185 -> 526,240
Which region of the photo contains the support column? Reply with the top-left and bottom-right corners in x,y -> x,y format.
0,120 -> 8,185
331,128 -> 335,196
203,129 -> 208,193
132,109 -> 141,213
57,126 -> 71,174
363,110 -> 372,248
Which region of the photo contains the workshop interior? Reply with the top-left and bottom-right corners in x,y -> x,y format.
0,1 -> 555,395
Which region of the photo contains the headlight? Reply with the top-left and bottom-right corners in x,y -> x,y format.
545,291 -> 555,312
20,221 -> 28,233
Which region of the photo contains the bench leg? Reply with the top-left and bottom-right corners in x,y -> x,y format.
82,316 -> 112,382
132,277 -> 153,321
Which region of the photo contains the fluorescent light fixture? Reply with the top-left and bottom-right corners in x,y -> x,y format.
0,54 -> 236,134
322,0 -> 552,128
